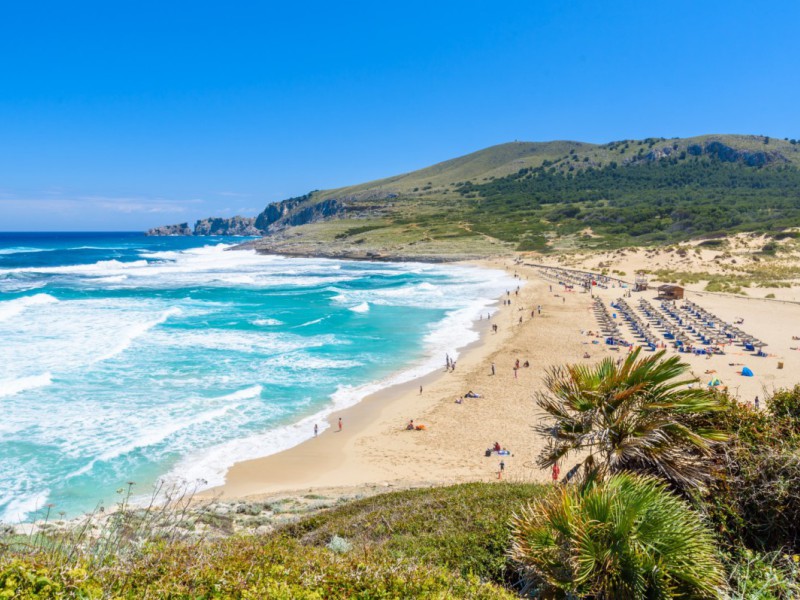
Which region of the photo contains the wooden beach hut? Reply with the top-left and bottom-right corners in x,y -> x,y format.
657,284 -> 684,300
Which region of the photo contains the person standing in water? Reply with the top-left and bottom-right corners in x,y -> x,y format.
314,424 -> 318,437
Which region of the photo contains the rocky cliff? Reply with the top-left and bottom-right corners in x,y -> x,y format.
193,216 -> 261,236
146,217 -> 261,236
686,140 -> 787,167
145,223 -> 193,236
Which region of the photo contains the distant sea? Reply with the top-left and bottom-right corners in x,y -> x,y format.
0,232 -> 515,521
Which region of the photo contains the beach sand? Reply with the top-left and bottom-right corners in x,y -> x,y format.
205,257 -> 800,503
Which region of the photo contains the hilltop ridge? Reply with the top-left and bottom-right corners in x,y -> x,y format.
148,134 -> 800,259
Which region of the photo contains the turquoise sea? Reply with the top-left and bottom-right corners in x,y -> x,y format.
0,232 -> 514,521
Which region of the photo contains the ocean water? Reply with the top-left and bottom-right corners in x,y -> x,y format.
0,232 -> 515,521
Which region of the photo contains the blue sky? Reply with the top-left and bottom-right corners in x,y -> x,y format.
1,0 -> 798,231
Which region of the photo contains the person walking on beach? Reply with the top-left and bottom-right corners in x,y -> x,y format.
552,462 -> 560,484
338,417 -> 342,432
314,424 -> 318,437
491,362 -> 496,376
754,396 -> 760,410
499,460 -> 505,479
419,385 -> 423,395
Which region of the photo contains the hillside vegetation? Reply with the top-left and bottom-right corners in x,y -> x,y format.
245,134 -> 800,257
0,483 -> 542,598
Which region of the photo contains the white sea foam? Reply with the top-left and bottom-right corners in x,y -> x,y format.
349,302 -> 370,313
217,385 -> 263,402
0,244 -> 359,291
0,490 -> 50,524
295,316 -> 327,327
0,247 -> 50,255
65,402 -> 244,481
93,307 -> 182,363
252,318 -> 283,326
0,373 -> 53,398
0,293 -> 58,322
92,275 -> 128,284
154,329 -> 340,355
164,408 -> 328,489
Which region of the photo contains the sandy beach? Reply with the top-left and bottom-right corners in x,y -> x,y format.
205,256 -> 800,504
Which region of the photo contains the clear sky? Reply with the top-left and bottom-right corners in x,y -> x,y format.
1,0 -> 798,231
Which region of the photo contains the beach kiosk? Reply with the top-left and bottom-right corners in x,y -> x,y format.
657,284 -> 684,301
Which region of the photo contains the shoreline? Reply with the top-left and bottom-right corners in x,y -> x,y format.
203,257 -> 589,502
205,254 -> 800,503
200,258 -> 517,501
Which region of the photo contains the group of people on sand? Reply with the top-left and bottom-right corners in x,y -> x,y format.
486,441 -> 510,456
455,390 -> 483,404
405,419 -> 426,431
444,353 -> 457,372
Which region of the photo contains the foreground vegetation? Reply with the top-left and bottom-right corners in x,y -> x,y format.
0,484 -> 542,598
3,365 -> 800,598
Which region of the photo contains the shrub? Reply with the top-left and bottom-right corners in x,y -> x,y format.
769,385 -> 800,420
510,473 -> 726,598
762,241 -> 779,255
535,348 -> 727,491
325,535 -> 352,554
698,392 -> 800,552
727,550 -> 800,599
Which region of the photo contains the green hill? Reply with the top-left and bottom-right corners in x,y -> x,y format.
240,135 -> 800,257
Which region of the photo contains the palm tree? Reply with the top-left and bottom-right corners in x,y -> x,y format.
535,348 -> 727,491
510,473 -> 726,599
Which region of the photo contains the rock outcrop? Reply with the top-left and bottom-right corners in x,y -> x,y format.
147,217 -> 262,236
255,194 -> 346,233
686,141 -> 786,166
145,223 -> 193,236
193,216 -> 261,236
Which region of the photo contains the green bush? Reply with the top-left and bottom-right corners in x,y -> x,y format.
510,474 -> 725,598
769,385 -> 800,420
726,550 -> 800,600
699,392 -> 800,552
